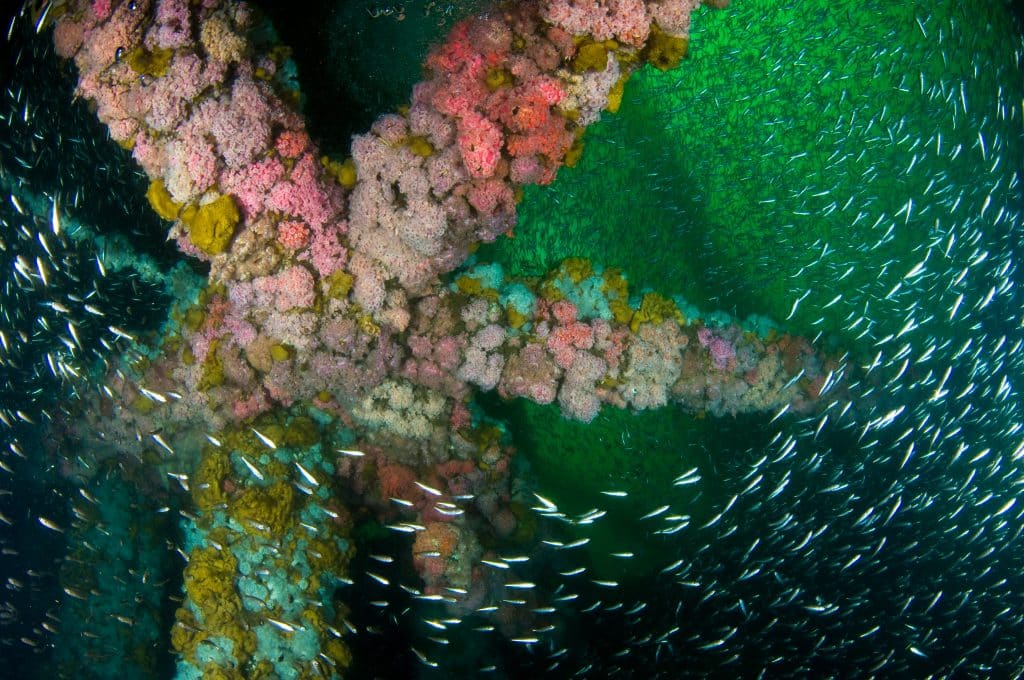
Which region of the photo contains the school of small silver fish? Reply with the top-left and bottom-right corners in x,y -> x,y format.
0,1 -> 1022,678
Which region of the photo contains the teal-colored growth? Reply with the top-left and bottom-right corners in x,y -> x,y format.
743,313 -> 781,339
702,309 -> 732,329
457,261 -> 506,291
195,636 -> 235,668
255,623 -> 320,679
237,575 -> 270,611
174,661 -> 203,680
499,281 -> 537,318
553,270 -> 613,321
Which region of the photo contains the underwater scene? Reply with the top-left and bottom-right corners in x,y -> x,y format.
0,0 -> 1022,677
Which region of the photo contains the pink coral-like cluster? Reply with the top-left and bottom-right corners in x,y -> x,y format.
253,265 -> 315,312
543,0 -> 651,45
53,0 -> 723,426
276,220 -> 310,251
697,325 -> 737,369
52,0 -> 842,643
543,300 -> 597,369
54,0 -> 821,437
55,0 -> 347,291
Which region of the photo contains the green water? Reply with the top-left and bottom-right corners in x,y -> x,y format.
482,0 -> 1024,339
473,0 -> 1024,569
275,0 -> 1023,572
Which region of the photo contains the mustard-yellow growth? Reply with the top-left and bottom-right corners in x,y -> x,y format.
406,136 -> 434,157
178,542 -> 256,667
506,304 -> 528,329
606,74 -> 629,113
130,394 -> 155,414
572,40 -> 610,73
180,195 -> 240,256
601,267 -> 629,299
163,334 -> 181,354
269,343 -> 291,362
171,608 -> 204,662
561,257 -> 593,283
510,501 -> 538,544
600,268 -> 633,324
198,281 -> 227,307
193,447 -> 231,511
127,46 -> 174,78
198,339 -> 224,392
146,179 -> 182,222
455,276 -> 499,301
230,481 -> 295,537
538,276 -> 565,302
485,67 -> 514,90
322,156 -> 357,188
183,546 -> 240,630
469,424 -> 502,456
130,354 -> 150,374
643,24 -> 689,72
564,133 -> 585,168
268,45 -> 293,66
305,536 -> 347,573
183,307 -> 206,332
338,158 -> 357,187
324,638 -> 353,671
610,299 -> 633,325
198,665 -> 245,680
455,275 -> 483,296
630,292 -> 684,332
326,269 -> 354,299
357,313 -> 381,337
282,416 -> 320,448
